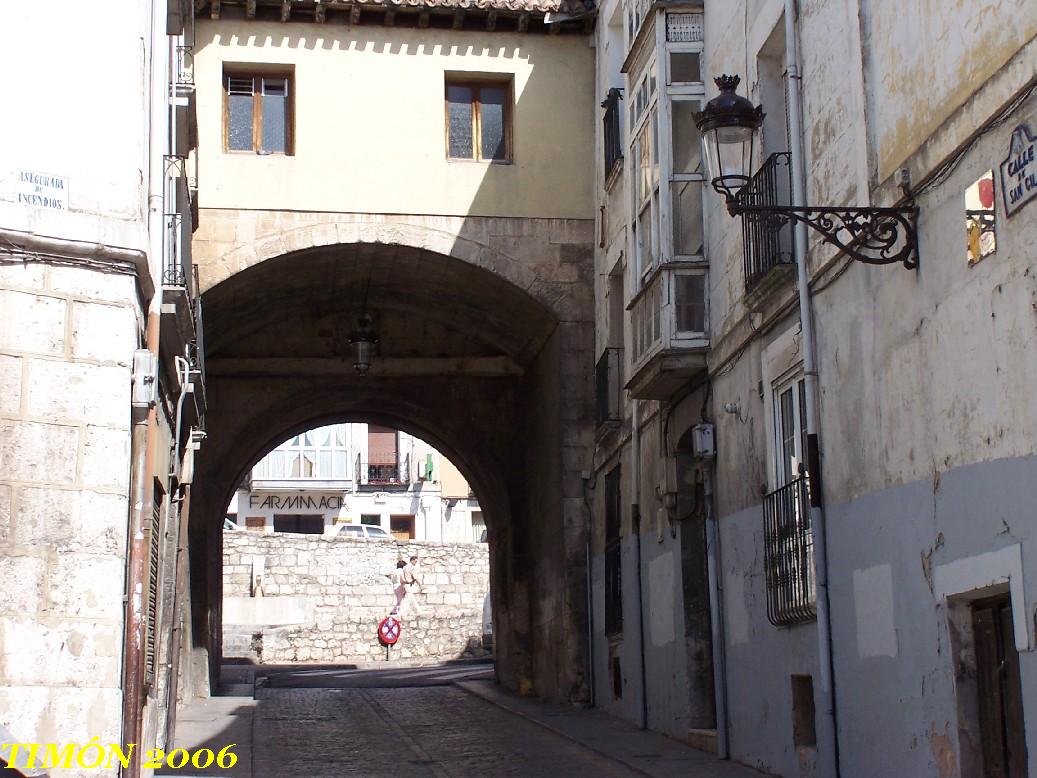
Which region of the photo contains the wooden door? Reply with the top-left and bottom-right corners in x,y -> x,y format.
390,514 -> 415,540
973,595 -> 1028,778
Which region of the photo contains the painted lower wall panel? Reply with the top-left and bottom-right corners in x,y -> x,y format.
718,454 -> 1037,777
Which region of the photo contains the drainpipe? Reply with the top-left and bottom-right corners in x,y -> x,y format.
122,0 -> 167,773
702,465 -> 729,759
784,2 -> 840,774
631,400 -> 649,730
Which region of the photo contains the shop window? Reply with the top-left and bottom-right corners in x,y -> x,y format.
273,514 -> 324,534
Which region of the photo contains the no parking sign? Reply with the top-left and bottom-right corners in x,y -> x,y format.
378,615 -> 401,646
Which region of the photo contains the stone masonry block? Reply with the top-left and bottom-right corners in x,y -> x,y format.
49,554 -> 125,620
0,355 -> 22,414
71,302 -> 138,364
0,420 -> 78,485
26,361 -> 129,428
0,290 -> 65,356
48,266 -> 137,304
15,488 -> 127,555
0,618 -> 122,687
80,426 -> 131,493
0,557 -> 45,615
0,261 -> 46,290
0,485 -> 10,545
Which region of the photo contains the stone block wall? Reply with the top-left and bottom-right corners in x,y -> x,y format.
0,259 -> 140,751
222,533 -> 490,663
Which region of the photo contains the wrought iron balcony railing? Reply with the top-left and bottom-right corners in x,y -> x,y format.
740,152 -> 795,290
595,347 -> 622,427
601,88 -> 623,184
356,455 -> 410,487
763,473 -> 816,626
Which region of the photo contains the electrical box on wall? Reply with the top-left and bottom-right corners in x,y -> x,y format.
691,423 -> 715,459
131,349 -> 158,408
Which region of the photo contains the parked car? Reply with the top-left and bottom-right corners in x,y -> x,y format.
331,523 -> 393,540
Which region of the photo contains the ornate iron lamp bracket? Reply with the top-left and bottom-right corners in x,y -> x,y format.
728,199 -> 919,269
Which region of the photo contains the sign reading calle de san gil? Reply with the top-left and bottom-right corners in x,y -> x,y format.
1000,123 -> 1037,217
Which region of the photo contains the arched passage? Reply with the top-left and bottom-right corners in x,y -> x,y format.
188,236 -> 594,705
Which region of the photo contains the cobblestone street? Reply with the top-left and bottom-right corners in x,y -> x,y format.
167,663 -> 766,777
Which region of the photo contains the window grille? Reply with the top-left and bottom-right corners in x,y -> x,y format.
763,473 -> 816,626
666,13 -> 704,43
144,496 -> 162,685
601,88 -> 624,183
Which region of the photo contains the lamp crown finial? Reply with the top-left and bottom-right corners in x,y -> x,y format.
714,74 -> 741,92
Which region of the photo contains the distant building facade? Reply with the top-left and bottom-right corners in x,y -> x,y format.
226,423 -> 485,543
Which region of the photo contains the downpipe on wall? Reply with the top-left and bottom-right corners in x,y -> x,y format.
702,464 -> 729,759
631,400 -> 649,730
784,2 -> 840,774
121,0 -> 168,773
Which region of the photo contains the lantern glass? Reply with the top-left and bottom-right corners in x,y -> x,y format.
702,124 -> 756,201
351,339 -> 375,374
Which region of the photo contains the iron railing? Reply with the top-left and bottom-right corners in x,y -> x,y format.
356,455 -> 409,486
739,152 -> 794,290
601,88 -> 623,183
595,347 -> 622,427
763,473 -> 816,626
175,44 -> 195,89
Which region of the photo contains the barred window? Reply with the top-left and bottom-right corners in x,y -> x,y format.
764,377 -> 816,626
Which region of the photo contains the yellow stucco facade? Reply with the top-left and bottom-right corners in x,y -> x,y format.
194,21 -> 595,219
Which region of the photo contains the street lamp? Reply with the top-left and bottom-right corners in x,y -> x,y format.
349,313 -> 378,375
694,74 -> 918,268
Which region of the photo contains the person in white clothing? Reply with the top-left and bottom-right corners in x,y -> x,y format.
388,559 -> 408,615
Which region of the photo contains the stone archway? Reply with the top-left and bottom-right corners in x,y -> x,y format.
188,228 -> 594,706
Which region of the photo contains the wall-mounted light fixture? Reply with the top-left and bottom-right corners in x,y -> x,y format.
349,313 -> 378,375
694,75 -> 918,268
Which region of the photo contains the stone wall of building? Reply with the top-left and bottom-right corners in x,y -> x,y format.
222,533 -> 490,664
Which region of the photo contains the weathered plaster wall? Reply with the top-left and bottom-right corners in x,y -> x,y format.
193,20 -> 594,219
222,534 -> 490,663
0,2 -> 149,252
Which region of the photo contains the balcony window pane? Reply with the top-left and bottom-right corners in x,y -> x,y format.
638,206 -> 655,267
672,103 -> 702,174
668,51 -> 701,83
447,85 -> 474,158
319,450 -> 332,477
228,92 -> 253,151
480,86 -> 507,160
673,181 -> 703,255
333,450 -> 347,478
674,273 -> 705,334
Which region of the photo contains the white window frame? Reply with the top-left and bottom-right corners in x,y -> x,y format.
761,323 -> 805,491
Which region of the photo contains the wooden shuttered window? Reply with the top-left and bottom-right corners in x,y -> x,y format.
445,80 -> 512,162
224,73 -> 293,154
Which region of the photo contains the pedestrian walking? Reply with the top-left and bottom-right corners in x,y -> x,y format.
388,559 -> 408,615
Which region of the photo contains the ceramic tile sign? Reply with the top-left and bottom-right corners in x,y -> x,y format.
16,169 -> 68,210
1000,124 -> 1037,218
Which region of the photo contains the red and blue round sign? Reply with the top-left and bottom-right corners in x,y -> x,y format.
378,615 -> 401,646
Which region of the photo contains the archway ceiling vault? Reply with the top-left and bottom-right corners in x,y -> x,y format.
203,244 -> 558,370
